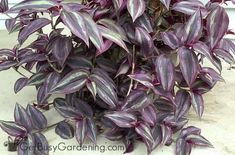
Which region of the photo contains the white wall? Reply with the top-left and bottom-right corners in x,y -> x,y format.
0,0 -> 22,29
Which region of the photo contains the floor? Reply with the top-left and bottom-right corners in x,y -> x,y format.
0,30 -> 235,155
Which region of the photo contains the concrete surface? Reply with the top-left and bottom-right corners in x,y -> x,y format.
0,30 -> 235,155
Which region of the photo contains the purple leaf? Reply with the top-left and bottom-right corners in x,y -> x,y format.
14,103 -> 33,132
161,31 -> 180,49
183,9 -> 202,44
178,47 -> 199,86
190,92 -> 204,118
123,138 -> 135,154
201,67 -> 224,82
86,80 -> 97,100
180,126 -> 201,138
154,98 -> 174,112
123,22 -> 136,43
0,121 -> 26,137
155,54 -> 175,91
18,18 -> 51,44
0,0 -> 8,12
51,36 -> 72,66
163,116 -> 188,132
17,134 -> 34,155
135,123 -> 154,143
93,68 -> 117,89
9,0 -> 57,12
186,134 -> 213,147
105,111 -> 137,128
96,57 -> 116,73
160,0 -> 171,10
67,55 -> 93,70
214,48 -> 235,64
5,18 -> 16,33
50,69 -> 89,94
26,105 -> 47,130
122,90 -> 150,111
172,0 -> 207,16
76,119 -> 87,145
96,40 -> 113,56
141,104 -> 157,126
112,0 -> 124,10
54,98 -> 83,119
98,18 -> 128,42
128,73 -> 154,89
176,138 -> 192,155
86,118 -> 97,144
105,128 -> 123,141
74,99 -> 93,117
18,53 -> 46,66
33,132 -> 49,155
0,49 -> 14,57
81,12 -> 104,51
14,78 -> 28,94
115,59 -> 130,78
37,72 -> 60,104
175,90 -> 191,120
55,121 -> 74,139
219,38 -> 235,55
27,73 -> 45,86
98,25 -> 129,52
191,79 -> 214,95
127,0 -> 146,22
152,86 -> 175,104
65,2 -> 87,12
151,125 -> 162,150
0,61 -> 17,71
134,13 -> 153,33
161,125 -> 172,145
193,41 -> 222,71
60,9 -> 89,46
207,6 -> 229,49
135,27 -> 154,56
91,70 -> 118,108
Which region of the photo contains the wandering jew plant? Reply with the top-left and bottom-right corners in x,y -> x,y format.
0,0 -> 235,154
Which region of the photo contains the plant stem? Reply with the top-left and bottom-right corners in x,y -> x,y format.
13,67 -> 27,77
32,119 -> 69,134
127,45 -> 136,96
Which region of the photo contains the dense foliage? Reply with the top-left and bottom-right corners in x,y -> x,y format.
0,0 -> 235,154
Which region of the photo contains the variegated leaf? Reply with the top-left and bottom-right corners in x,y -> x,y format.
26,105 -> 47,130
9,0 -> 57,12
98,25 -> 129,52
127,0 -> 146,22
14,78 -> 28,94
155,55 -> 175,91
178,47 -> 199,86
60,9 -> 89,46
14,103 -> 33,131
190,92 -> 204,118
122,90 -> 150,111
183,9 -> 202,44
55,121 -> 74,139
207,6 -> 229,49
76,119 -> 87,145
105,111 -> 137,128
50,70 -> 89,94
81,12 -> 104,50
18,18 -> 51,44
0,121 -> 26,137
